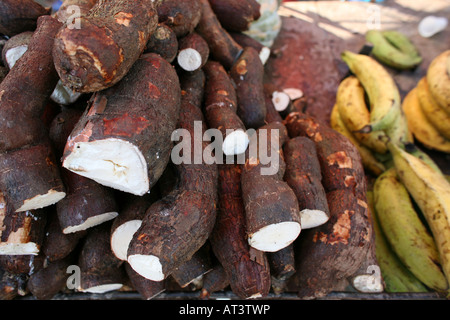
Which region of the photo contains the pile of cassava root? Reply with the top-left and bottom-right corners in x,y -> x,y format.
0,0 -> 379,300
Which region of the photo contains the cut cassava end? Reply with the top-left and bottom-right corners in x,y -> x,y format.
127,254 -> 164,281
1,31 -> 33,69
222,130 -> 250,156
125,263 -> 166,300
157,0 -> 201,37
145,23 -> 179,63
62,53 -> 181,196
248,221 -> 301,252
177,32 -> 209,72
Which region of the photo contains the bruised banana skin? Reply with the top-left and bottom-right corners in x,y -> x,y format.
373,168 -> 448,292
330,104 -> 385,176
426,50 -> 450,115
341,51 -> 401,132
416,77 -> 450,140
389,142 -> 450,289
336,76 -> 388,154
402,88 -> 450,153
366,30 -> 422,70
367,191 -> 428,293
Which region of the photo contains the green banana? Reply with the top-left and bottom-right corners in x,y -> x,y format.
367,191 -> 428,293
341,51 -> 401,132
366,30 -> 422,70
383,106 -> 413,149
389,142 -> 450,290
373,167 -> 448,292
382,30 -> 421,60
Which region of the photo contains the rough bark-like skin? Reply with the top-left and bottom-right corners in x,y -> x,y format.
53,0 -> 158,93
230,32 -> 266,55
0,0 -> 50,36
172,247 -> 212,288
210,163 -> 271,299
284,112 -> 365,193
199,263 -> 230,299
54,0 -> 98,23
203,60 -> 245,138
145,23 -> 178,63
230,47 -> 267,129
125,263 -> 165,300
0,269 -> 27,300
287,188 -> 374,299
61,53 -> 181,195
128,69 -> 218,281
241,122 -> 301,244
283,136 -> 330,216
157,0 -> 201,38
196,0 -> 243,70
0,253 -> 46,275
208,0 -> 261,32
268,245 -> 296,281
177,32 -> 209,71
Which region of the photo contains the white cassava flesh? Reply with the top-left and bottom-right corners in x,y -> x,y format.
248,221 -> 301,252
222,130 -> 250,156
128,254 -> 165,281
81,283 -> 124,294
17,189 -> 66,213
177,48 -> 203,71
272,90 -> 291,111
300,209 -> 330,229
62,139 -> 149,196
110,219 -> 142,261
0,242 -> 39,255
63,211 -> 118,234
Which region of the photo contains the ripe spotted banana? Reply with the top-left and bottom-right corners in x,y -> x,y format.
367,191 -> 428,293
341,51 -> 401,132
416,77 -> 450,140
389,142 -> 450,288
373,167 -> 448,292
402,87 -> 450,153
366,30 -> 422,70
336,76 -> 388,154
426,50 -> 450,115
330,103 -> 385,176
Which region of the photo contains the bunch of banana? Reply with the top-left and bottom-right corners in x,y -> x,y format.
365,30 -> 422,70
402,50 -> 450,153
373,167 -> 448,292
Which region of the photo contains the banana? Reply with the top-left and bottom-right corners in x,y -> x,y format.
382,30 -> 421,60
330,103 -> 386,176
389,142 -> 450,288
402,87 -> 450,153
341,51 -> 401,132
366,30 -> 422,70
416,77 -> 450,140
373,168 -> 448,292
426,50 -> 450,115
383,104 -> 413,148
336,76 -> 388,154
367,191 -> 428,293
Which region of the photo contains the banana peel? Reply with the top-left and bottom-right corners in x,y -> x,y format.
426,50 -> 450,115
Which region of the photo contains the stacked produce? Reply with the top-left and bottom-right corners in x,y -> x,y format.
0,0 -> 385,300
331,31 -> 450,295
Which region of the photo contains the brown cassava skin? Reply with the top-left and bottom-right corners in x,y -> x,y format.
128,70 -> 218,281
210,163 -> 271,299
203,60 -> 246,139
61,53 -> 181,195
208,0 -> 261,32
177,32 -> 210,71
157,0 -> 201,38
196,0 -> 243,70
231,32 -> 267,57
50,108 -> 118,233
284,112 -> 365,193
287,188 -> 375,299
268,244 -> 296,294
1,31 -> 33,69
241,122 -> 301,245
230,47 -> 267,129
124,263 -> 165,300
199,263 -> 230,299
53,0 -> 98,23
0,253 -> 46,275
0,269 -> 27,300
145,23 -> 178,63
27,253 -> 76,300
53,0 -> 158,93
283,136 -> 330,218
0,0 -> 50,36
171,247 -> 212,288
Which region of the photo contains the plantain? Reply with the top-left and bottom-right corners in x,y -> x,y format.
367,191 -> 428,293
416,77 -> 450,140
336,76 -> 388,154
366,30 -> 422,70
373,167 -> 448,292
389,142 -> 450,289
426,50 -> 450,115
382,30 -> 421,60
330,103 -> 385,176
402,87 -> 450,153
341,51 -> 401,132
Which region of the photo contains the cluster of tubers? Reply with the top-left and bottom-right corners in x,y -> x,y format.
0,0 -> 378,300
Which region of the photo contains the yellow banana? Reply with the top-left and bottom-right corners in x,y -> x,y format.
367,191 -> 428,293
330,104 -> 385,176
341,51 -> 401,132
426,50 -> 450,115
402,87 -> 450,153
373,167 -> 448,292
336,76 -> 388,154
416,77 -> 450,140
389,142 -> 450,289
